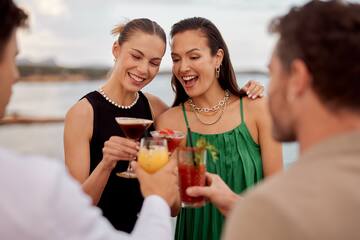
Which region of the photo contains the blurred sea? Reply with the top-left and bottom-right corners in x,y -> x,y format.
0,73 -> 298,167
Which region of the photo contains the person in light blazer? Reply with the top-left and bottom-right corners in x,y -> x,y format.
0,1 -> 177,239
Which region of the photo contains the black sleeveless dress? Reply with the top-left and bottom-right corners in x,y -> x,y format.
82,90 -> 155,233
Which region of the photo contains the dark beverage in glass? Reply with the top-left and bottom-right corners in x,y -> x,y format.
117,118 -> 153,140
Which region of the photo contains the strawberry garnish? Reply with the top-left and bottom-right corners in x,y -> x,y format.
159,128 -> 175,136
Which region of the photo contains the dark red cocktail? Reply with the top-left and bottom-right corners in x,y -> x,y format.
177,146 -> 207,207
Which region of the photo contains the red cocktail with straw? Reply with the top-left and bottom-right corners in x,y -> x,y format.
177,146 -> 207,207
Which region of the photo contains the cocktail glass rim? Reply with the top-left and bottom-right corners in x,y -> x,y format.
150,130 -> 185,139
115,117 -> 153,126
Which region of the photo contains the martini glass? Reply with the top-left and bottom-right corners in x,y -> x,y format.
115,117 -> 153,178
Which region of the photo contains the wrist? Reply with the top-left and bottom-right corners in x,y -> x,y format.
143,191 -> 171,206
99,159 -> 116,172
223,192 -> 240,217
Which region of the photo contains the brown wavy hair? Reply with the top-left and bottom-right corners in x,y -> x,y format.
170,17 -> 246,107
0,0 -> 28,58
269,0 -> 360,111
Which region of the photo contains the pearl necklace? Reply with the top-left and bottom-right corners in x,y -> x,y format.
188,90 -> 230,113
98,87 -> 139,109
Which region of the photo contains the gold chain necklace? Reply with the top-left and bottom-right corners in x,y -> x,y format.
192,103 -> 227,125
188,90 -> 230,113
188,90 -> 231,125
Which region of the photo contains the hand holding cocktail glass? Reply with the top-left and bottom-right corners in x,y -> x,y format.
132,152 -> 178,207
101,136 -> 140,170
185,172 -> 241,216
133,127 -> 209,209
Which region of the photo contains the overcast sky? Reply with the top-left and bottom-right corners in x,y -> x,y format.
17,0 -> 308,71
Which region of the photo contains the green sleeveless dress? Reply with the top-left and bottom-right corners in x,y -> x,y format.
175,98 -> 264,240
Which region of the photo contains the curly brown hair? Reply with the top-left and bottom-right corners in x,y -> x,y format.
269,0 -> 360,111
0,0 -> 28,58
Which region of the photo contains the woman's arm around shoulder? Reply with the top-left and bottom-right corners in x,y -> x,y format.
247,97 -> 283,177
64,99 -> 94,183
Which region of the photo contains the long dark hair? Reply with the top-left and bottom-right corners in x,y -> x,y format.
170,17 -> 245,107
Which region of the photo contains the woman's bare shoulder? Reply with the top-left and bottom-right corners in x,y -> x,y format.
242,96 -> 271,128
65,98 -> 93,124
158,105 -> 183,118
156,105 -> 185,130
242,96 -> 268,114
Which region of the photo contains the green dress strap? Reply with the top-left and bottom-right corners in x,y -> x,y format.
240,97 -> 244,123
181,103 -> 190,127
181,103 -> 193,145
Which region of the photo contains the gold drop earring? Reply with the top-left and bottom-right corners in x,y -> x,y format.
215,65 -> 220,79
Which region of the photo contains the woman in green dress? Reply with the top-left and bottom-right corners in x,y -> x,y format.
156,17 -> 283,240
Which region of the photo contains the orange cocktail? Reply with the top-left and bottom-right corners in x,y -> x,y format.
138,138 -> 169,173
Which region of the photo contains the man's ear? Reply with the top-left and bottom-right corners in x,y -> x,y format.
287,59 -> 312,102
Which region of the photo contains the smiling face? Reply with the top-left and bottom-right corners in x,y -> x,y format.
0,31 -> 19,118
171,30 -> 223,98
112,31 -> 166,92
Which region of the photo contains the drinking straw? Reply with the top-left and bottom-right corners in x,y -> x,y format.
143,128 -> 149,138
182,103 -> 196,165
143,119 -> 150,138
186,126 -> 197,166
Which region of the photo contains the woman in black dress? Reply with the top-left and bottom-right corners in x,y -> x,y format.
64,18 -> 170,232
